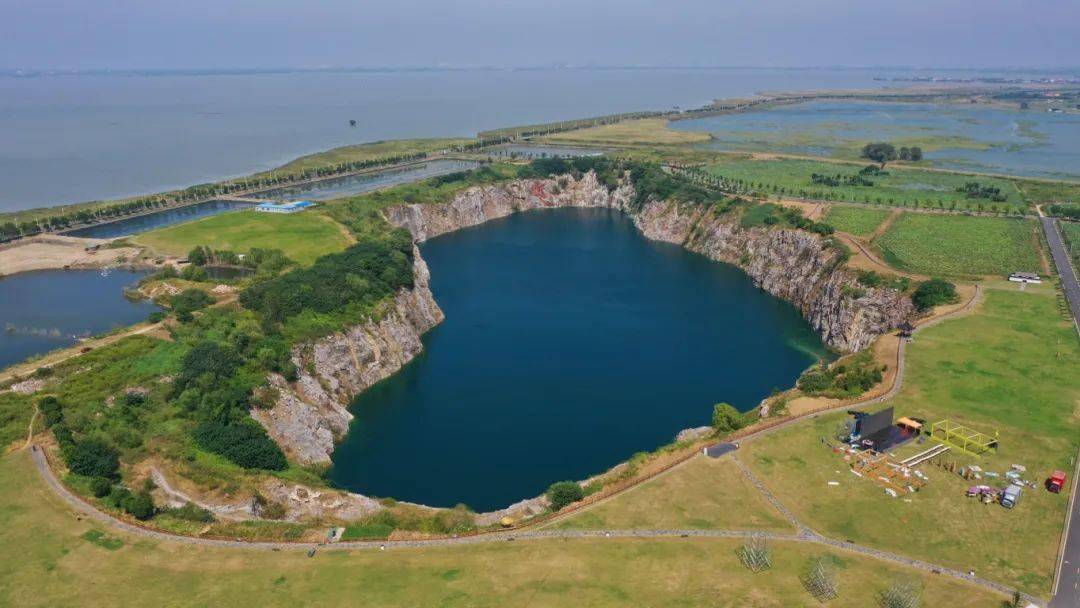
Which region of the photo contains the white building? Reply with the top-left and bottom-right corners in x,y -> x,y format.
255,200 -> 315,214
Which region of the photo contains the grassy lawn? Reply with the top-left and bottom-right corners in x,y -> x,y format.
270,138 -> 473,175
742,288 -> 1079,597
1060,220 -> 1080,271
540,119 -> 710,146
701,157 -> 1028,212
876,213 -> 1041,277
133,209 -> 352,266
823,206 -> 891,236
554,456 -> 793,532
0,451 -> 1005,607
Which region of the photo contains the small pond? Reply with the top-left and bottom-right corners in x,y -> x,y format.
0,269 -> 159,370
64,199 -> 249,239
328,208 -> 828,511
254,159 -> 482,202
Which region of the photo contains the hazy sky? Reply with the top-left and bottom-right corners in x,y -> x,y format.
3,0 -> 1078,70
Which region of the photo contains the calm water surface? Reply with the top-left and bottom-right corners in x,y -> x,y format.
0,269 -> 159,370
328,208 -> 826,510
671,100 -> 1080,179
256,159 -> 482,202
64,199 -> 249,239
3,68 -> 962,211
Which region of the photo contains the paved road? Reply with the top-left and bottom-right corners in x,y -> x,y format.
1042,215 -> 1080,608
1041,217 -> 1080,335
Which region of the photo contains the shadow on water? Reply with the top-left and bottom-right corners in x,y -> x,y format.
328,208 -> 828,511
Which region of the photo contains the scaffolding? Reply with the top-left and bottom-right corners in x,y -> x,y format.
928,419 -> 998,457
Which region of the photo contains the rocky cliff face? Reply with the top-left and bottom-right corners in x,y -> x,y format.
258,170 -> 911,471
253,250 -> 444,465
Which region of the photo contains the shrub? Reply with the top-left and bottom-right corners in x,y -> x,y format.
147,311 -> 166,323
167,502 -> 214,523
121,490 -> 156,520
64,438 -> 120,479
546,481 -> 585,511
170,288 -> 213,319
193,421 -> 287,470
711,402 -> 745,434
89,477 -> 113,498
911,279 -> 958,311
39,396 -> 63,428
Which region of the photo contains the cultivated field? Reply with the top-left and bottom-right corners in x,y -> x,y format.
0,451 -> 1006,607
1061,220 -> 1080,270
133,209 -> 352,265
875,213 -> 1041,276
700,157 -> 1029,212
742,287 -> 1079,597
822,206 -> 891,236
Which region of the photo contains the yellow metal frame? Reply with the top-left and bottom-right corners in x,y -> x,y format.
929,419 -> 998,457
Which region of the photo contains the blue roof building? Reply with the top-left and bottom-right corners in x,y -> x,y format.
255,200 -> 315,214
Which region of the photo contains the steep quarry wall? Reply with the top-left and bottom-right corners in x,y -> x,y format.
258,170 -> 912,468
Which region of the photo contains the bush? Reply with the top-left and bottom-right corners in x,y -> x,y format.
911,279 -> 958,311
39,396 -> 63,428
170,288 -> 213,319
167,502 -> 215,523
546,481 -> 585,511
121,490 -> 156,520
147,311 -> 166,323
89,477 -> 113,498
193,421 -> 287,470
711,402 -> 745,434
64,438 -> 120,479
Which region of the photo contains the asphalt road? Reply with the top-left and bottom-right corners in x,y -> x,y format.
1041,217 -> 1080,334
1042,215 -> 1080,608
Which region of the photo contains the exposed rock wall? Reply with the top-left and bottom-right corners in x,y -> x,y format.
258,170 -> 911,471
253,250 -> 444,465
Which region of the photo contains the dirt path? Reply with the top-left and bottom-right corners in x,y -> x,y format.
871,208 -> 902,240
0,322 -> 162,386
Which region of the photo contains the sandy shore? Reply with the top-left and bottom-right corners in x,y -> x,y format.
0,236 -> 143,277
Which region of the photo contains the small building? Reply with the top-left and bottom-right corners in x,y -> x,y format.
255,200 -> 315,214
1008,272 -> 1041,284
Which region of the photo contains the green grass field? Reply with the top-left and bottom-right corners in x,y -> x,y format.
701,157 -> 1028,212
133,209 -> 352,266
742,287 -> 1079,597
0,451 -> 1005,607
540,119 -> 710,146
1061,220 -> 1080,270
876,213 -> 1040,276
554,456 -> 793,532
270,138 -> 473,175
822,206 -> 891,236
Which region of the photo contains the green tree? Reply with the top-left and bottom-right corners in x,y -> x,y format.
546,481 -> 584,511
911,279 -> 959,311
712,402 -> 745,434
65,438 -> 120,479
861,142 -> 897,165
909,146 -> 923,161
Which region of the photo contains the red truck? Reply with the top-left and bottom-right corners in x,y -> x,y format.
1048,470 -> 1067,493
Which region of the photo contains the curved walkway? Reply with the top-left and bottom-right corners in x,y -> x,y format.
25,284 -> 1018,599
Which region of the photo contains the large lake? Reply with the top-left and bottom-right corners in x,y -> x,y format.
327,208 -> 826,511
0,67 -> 1010,212
0,269 -> 159,371
671,100 -> 1080,179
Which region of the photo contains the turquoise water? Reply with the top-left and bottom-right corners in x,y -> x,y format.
328,208 -> 826,511
671,100 -> 1080,179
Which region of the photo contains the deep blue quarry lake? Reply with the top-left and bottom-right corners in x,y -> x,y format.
328,208 -> 827,511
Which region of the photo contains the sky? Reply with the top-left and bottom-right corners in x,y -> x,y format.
2,0 -> 1078,70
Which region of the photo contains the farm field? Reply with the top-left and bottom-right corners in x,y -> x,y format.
699,157 -> 1028,212
553,456 -> 793,532
540,118 -> 710,146
875,213 -> 1041,277
742,287 -> 1080,597
0,451 -> 1005,607
133,208 -> 352,266
822,206 -> 891,236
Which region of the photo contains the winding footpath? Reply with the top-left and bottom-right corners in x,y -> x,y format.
22,282 -> 1028,602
